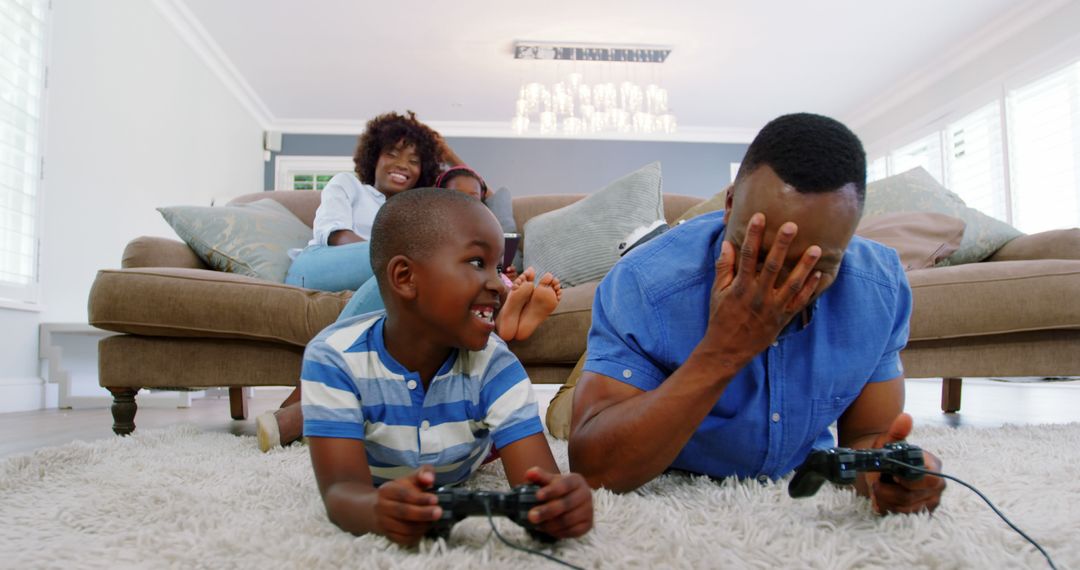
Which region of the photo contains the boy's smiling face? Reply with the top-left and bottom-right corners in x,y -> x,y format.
411,201 -> 507,351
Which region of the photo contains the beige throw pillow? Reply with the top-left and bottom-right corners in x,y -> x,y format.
856,212 -> 966,271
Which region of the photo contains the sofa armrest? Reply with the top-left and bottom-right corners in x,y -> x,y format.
122,236 -> 209,269
987,228 -> 1080,262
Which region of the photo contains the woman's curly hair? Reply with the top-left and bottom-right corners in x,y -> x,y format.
353,110 -> 443,188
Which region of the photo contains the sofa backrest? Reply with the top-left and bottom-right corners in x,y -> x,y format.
511,193 -> 704,235
229,190 -> 322,227
227,190 -> 705,232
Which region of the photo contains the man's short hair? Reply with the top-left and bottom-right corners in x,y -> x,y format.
369,187 -> 480,288
736,113 -> 867,202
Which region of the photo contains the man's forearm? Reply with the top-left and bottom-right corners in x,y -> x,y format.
569,350 -> 738,493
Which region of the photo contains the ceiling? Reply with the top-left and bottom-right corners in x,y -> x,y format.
178,0 -> 1043,139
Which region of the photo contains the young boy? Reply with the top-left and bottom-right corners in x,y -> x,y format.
301,188 -> 593,546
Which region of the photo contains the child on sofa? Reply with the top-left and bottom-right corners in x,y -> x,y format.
301,188 -> 593,544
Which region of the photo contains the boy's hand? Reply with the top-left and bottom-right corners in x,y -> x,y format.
373,465 -> 442,546
866,413 -> 946,515
524,467 -> 593,539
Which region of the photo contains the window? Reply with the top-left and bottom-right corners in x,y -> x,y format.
1007,62 -> 1080,234
273,155 -> 353,191
0,0 -> 48,304
867,157 -> 888,183
945,101 -> 1008,222
889,133 -> 944,185
869,57 -> 1080,233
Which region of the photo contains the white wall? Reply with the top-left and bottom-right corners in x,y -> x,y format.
0,0 -> 265,412
40,0 -> 265,323
852,1 -> 1080,154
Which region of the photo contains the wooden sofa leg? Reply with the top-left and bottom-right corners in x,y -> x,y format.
229,387 -> 249,420
106,387 -> 140,435
941,377 -> 962,413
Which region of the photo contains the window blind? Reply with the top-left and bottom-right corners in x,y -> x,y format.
1007,61 -> 1080,234
0,0 -> 47,302
945,101 -> 1008,221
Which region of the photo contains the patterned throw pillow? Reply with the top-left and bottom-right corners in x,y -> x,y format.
864,167 -> 1023,265
523,162 -> 664,287
158,198 -> 312,282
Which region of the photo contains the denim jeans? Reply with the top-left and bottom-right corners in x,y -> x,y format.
336,276 -> 385,322
284,242 -> 374,292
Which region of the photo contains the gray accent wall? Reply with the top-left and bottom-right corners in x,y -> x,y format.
266,134 -> 748,199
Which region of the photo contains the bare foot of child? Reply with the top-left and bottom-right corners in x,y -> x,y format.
515,272 -> 562,341
496,267 -> 536,342
256,401 -> 303,452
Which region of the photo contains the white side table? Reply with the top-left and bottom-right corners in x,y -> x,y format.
39,323 -> 200,409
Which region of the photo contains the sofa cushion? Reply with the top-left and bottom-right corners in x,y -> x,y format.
158,199 -> 312,282
864,167 -> 1023,265
523,162 -> 664,287
89,268 -> 350,347
855,212 -> 966,271
906,259 -> 1080,341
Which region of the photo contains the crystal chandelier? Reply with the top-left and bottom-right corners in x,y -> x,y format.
510,42 -> 677,137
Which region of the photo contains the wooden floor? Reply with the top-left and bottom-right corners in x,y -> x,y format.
1,378 -> 1078,459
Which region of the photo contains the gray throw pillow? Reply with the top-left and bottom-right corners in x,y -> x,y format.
158,198 -> 312,282
864,167 -> 1023,265
523,162 -> 664,287
486,186 -> 517,233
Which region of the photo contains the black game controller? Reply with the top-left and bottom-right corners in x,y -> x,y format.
788,442 -> 926,498
428,484 -> 555,543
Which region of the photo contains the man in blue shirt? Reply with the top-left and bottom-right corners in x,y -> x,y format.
568,113 -> 946,515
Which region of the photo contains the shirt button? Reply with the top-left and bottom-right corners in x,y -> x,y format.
420,420 -> 430,430
771,412 -> 781,422
757,475 -> 769,484
771,340 -> 779,347
406,380 -> 417,390
622,369 -> 632,379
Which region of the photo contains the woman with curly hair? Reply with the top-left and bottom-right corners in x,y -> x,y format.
284,110 -> 460,291
263,112 -> 459,452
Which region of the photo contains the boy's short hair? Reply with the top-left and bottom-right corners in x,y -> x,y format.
736,113 -> 867,203
353,111 -> 443,188
369,188 -> 482,289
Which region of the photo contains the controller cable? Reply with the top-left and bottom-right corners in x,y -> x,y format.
482,503 -> 585,570
882,458 -> 1057,570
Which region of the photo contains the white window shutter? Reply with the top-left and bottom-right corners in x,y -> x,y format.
945,101 -> 1008,222
0,0 -> 48,303
1007,62 -> 1080,234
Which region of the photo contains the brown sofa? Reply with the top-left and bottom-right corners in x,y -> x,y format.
88,191 -> 1080,434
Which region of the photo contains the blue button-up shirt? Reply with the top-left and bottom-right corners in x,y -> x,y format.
584,211 -> 912,480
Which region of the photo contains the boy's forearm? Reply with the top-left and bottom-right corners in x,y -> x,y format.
323,481 -> 380,536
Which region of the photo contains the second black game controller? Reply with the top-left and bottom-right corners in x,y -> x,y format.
788,442 -> 926,498
428,484 -> 555,542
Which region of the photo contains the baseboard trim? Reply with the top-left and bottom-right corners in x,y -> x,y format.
0,377 -> 55,414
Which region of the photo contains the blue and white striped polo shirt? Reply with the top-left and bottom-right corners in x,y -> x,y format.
300,313 -> 544,487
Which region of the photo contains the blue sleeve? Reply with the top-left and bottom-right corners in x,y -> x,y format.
869,254 -> 912,383
583,261 -> 667,391
311,174 -> 355,246
479,342 -> 543,449
300,337 -> 367,440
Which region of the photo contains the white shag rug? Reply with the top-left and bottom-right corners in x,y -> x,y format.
1,423 -> 1078,569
